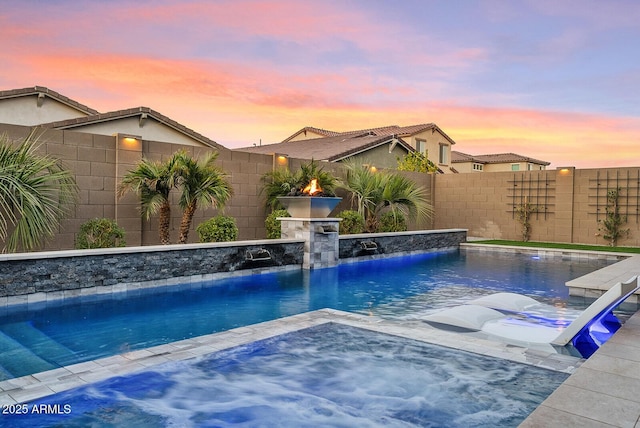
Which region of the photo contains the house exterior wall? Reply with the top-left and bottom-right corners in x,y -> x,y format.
452,162 -> 476,173
482,162 -> 546,172
340,142 -> 408,169
405,129 -> 453,173
0,96 -> 88,126
58,117 -> 207,147
453,161 -> 547,173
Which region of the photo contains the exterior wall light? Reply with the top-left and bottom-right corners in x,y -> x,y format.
557,167 -> 574,175
273,153 -> 289,170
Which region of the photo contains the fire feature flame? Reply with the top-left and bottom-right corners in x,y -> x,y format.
302,178 -> 322,196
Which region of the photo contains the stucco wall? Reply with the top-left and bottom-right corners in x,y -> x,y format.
0,96 -> 89,126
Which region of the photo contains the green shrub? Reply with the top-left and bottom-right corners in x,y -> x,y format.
337,210 -> 365,234
377,211 -> 407,232
197,215 -> 239,242
76,218 -> 126,249
265,209 -> 290,239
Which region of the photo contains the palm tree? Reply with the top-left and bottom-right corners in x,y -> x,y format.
0,132 -> 78,252
117,156 -> 181,244
340,158 -> 433,232
174,151 -> 232,244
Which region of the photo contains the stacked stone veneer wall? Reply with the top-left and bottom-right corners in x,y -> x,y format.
0,229 -> 469,301
0,240 -> 304,301
339,229 -> 467,260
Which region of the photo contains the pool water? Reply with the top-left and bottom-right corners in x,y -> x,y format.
1,323 -> 569,428
0,250 -> 610,380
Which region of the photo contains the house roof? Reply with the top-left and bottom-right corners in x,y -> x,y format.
40,106 -> 223,150
281,123 -> 457,145
452,151 -> 550,166
281,126 -> 342,142
0,86 -> 99,116
237,133 -> 414,162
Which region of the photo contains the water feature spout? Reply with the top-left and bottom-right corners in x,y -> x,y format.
245,248 -> 272,261
360,241 -> 378,251
316,224 -> 338,234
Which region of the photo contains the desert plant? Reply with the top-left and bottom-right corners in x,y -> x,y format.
196,215 -> 238,242
76,218 -> 126,249
377,211 -> 407,232
0,131 -> 78,252
265,209 -> 290,239
598,188 -> 629,246
337,210 -> 365,234
514,199 -> 538,242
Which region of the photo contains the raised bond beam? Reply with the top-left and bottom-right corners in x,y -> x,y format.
423,275 -> 640,358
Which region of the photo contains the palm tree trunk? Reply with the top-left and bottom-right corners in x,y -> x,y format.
178,202 -> 197,244
159,202 -> 171,245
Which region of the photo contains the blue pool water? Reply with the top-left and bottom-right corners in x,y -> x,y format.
1,323 -> 569,428
0,250 -> 610,380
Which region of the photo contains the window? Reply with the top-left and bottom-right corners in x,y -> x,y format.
415,139 -> 426,154
473,163 -> 483,171
527,163 -> 533,171
511,164 -> 520,171
439,144 -> 448,164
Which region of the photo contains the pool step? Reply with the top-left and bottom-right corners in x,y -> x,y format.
0,364 -> 12,382
1,322 -> 78,368
0,331 -> 57,378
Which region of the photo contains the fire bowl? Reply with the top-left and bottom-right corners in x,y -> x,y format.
277,196 -> 342,218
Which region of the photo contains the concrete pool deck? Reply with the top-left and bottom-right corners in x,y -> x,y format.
0,308 -> 583,407
520,310 -> 640,427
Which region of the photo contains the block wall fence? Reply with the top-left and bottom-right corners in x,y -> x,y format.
432,167 -> 640,247
1,123 -> 638,250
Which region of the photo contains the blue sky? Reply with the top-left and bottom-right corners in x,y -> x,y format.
1,0 -> 638,167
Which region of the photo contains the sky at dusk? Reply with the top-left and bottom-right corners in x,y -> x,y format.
1,0 -> 638,168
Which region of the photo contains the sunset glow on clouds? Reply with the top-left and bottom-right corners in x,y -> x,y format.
1,0 -> 638,168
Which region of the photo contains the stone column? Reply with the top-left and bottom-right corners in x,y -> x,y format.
279,218 -> 341,269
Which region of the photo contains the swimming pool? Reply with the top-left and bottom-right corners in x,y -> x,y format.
0,250 -> 610,381
1,323 -> 569,428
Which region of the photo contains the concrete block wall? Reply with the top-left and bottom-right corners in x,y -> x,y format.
1,123 -> 638,250
433,167 -> 640,246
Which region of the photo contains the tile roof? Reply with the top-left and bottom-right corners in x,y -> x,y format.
281,123 -> 457,145
40,106 -> 223,150
281,126 -> 342,142
237,133 -> 414,161
0,86 -> 99,115
451,151 -> 550,165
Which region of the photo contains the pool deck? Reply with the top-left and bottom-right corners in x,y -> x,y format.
566,254 -> 640,300
0,308 -> 582,407
520,310 -> 640,427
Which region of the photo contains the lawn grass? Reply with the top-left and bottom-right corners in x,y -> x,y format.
468,240 -> 640,254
